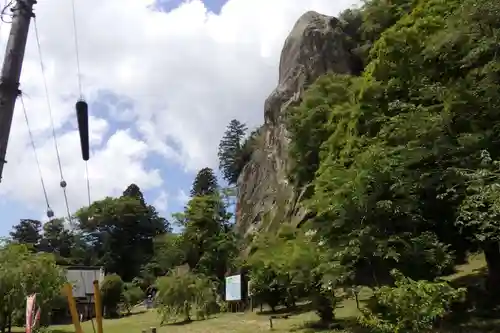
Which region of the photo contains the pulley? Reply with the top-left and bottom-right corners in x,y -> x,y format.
75,99 -> 89,161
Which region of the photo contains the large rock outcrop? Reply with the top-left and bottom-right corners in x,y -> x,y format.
235,11 -> 361,237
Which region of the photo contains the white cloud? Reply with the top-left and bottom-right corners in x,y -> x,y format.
153,191 -> 169,212
176,189 -> 190,206
0,0 -> 358,219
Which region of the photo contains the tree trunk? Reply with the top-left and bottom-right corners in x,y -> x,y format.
1,311 -> 6,333
6,313 -> 11,333
483,242 -> 500,299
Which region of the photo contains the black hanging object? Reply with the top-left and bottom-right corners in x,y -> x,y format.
75,99 -> 89,161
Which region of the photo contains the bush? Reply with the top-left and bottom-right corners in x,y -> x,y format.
359,270 -> 466,333
156,270 -> 217,323
121,283 -> 145,314
100,274 -> 124,318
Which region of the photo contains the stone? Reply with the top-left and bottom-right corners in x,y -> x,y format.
235,11 -> 361,238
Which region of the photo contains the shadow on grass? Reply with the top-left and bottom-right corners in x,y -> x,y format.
290,318 -> 369,333
164,318 -> 193,326
119,309 -> 148,318
256,302 -> 313,317
161,315 -> 219,327
99,309 -> 149,321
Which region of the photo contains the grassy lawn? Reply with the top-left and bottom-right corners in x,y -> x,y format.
34,309 -> 323,333
13,254 -> 499,333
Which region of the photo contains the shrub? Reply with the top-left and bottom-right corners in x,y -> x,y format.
359,270 -> 466,333
121,283 -> 145,314
100,274 -> 124,318
156,270 -> 217,323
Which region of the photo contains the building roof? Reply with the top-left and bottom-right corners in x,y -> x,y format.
61,265 -> 104,271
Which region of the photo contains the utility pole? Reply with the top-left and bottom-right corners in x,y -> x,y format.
0,0 -> 37,181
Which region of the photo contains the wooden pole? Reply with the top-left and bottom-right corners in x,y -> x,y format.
0,0 -> 37,181
63,283 -> 83,333
93,280 -> 104,333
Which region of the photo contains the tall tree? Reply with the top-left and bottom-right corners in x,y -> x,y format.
218,119 -> 247,184
9,219 -> 42,246
123,183 -> 147,207
76,195 -> 168,281
175,193 -> 239,290
39,218 -> 74,259
190,167 -> 218,197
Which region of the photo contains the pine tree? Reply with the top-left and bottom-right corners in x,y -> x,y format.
218,119 -> 247,184
191,167 -> 218,197
10,219 -> 42,245
122,183 -> 146,207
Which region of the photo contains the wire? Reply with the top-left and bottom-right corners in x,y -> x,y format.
0,0 -> 13,24
71,0 -> 92,207
71,0 -> 82,98
85,160 -> 91,206
0,0 -> 9,30
71,0 -> 92,206
33,18 -> 72,221
20,94 -> 52,213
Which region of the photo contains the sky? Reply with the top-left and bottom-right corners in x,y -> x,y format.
0,0 -> 359,236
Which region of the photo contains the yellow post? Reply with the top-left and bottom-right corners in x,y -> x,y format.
93,280 -> 104,333
63,283 -> 84,333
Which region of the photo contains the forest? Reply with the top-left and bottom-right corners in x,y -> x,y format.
1,0 -> 500,332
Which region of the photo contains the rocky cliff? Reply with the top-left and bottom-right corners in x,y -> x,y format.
235,11 -> 362,237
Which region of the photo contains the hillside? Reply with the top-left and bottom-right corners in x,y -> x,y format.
235,11 -> 362,237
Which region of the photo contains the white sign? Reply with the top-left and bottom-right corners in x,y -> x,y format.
225,274 -> 242,301
66,268 -> 105,298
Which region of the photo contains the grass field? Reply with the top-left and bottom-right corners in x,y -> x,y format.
31,309 -> 323,333
14,254 -> 499,333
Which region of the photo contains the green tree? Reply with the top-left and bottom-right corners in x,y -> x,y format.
286,74 -> 361,187
123,183 -> 147,207
218,119 -> 248,184
249,227 -> 341,322
138,233 -> 186,287
175,193 -> 240,294
76,194 -> 168,281
0,244 -> 65,332
359,270 -> 465,333
39,218 -> 75,260
9,219 -> 42,246
190,167 -> 218,197
121,283 -> 145,315
156,269 -> 217,323
100,274 -> 124,318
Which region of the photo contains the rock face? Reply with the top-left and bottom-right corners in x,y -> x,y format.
235,11 -> 361,238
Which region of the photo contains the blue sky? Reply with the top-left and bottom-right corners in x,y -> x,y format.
0,0 -> 355,237
157,0 -> 229,13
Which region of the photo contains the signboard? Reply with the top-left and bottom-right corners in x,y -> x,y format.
66,268 -> 105,298
225,274 -> 242,301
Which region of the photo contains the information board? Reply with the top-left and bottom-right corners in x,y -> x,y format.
225,274 -> 242,301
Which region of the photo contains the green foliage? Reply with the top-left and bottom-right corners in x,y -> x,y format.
0,244 -> 65,330
359,270 -> 465,333
139,233 -> 186,286
100,274 -> 124,318
190,167 -> 219,197
9,219 -> 42,245
156,270 -> 217,323
76,192 -> 168,281
286,74 -> 362,187
218,119 -> 249,184
121,283 -> 145,314
176,193 -> 240,287
249,227 -> 342,321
